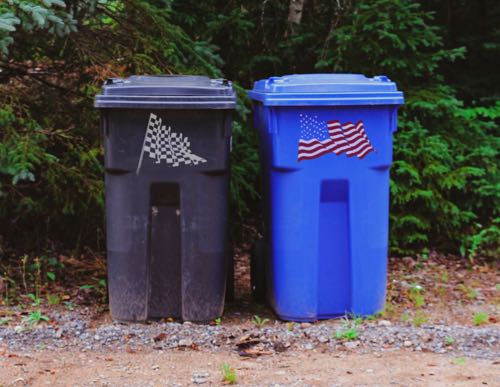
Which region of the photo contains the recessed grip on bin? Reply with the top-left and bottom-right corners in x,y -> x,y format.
318,180 -> 351,316
148,183 -> 182,319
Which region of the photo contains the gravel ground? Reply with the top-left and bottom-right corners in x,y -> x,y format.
1,253 -> 498,386
1,309 -> 498,360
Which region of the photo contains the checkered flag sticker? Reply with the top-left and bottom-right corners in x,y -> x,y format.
136,113 -> 207,174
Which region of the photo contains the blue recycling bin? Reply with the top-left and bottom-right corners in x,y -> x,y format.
248,74 -> 404,321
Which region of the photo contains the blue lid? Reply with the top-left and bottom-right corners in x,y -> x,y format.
95,75 -> 236,109
248,74 -> 404,106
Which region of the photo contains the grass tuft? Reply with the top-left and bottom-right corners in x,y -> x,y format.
221,363 -> 237,384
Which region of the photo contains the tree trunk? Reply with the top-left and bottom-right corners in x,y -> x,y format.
286,0 -> 307,37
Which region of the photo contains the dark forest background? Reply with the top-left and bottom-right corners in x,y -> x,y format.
0,0 -> 498,260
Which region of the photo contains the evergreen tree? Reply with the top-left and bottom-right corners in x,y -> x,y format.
0,0 -> 498,258
0,0 -> 77,55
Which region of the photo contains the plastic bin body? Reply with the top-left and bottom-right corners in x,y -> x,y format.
249,74 -> 403,321
95,76 -> 235,322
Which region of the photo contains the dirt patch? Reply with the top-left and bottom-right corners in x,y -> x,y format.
1,348 -> 499,386
385,253 -> 499,326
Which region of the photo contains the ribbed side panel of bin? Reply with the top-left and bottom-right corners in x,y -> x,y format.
95,76 -> 235,322
249,74 -> 404,321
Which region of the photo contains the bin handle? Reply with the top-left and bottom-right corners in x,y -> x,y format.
211,78 -> 231,87
265,76 -> 287,89
373,75 -> 390,82
105,78 -> 124,85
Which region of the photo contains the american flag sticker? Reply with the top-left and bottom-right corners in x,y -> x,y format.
136,113 -> 207,174
298,114 -> 375,161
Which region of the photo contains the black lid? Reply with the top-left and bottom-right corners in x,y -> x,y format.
95,75 -> 236,109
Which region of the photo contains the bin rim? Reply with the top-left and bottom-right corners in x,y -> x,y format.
95,75 -> 236,109
248,73 -> 404,106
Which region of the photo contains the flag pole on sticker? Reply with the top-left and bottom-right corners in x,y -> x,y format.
136,113 -> 159,174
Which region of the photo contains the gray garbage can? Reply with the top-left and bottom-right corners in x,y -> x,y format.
95,75 -> 236,322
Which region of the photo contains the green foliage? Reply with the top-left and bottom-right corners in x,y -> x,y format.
334,317 -> 360,341
251,314 -> 269,328
2,254 -> 66,306
221,363 -> 237,385
79,278 -> 107,302
409,283 -> 425,308
472,312 -> 489,326
316,0 -> 465,86
0,0 -> 498,258
444,335 -> 454,346
0,102 -> 104,248
412,310 -> 428,327
392,97 -> 499,255
46,293 -> 60,305
0,317 -> 12,325
460,218 -> 500,262
458,284 -> 478,300
22,310 -> 49,327
0,0 -> 78,55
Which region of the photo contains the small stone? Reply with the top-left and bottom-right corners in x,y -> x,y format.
404,340 -> 413,347
304,342 -> 314,350
178,339 -> 193,347
318,336 -> 329,343
55,328 -> 63,339
183,321 -> 192,326
192,372 -> 209,384
151,364 -> 160,371
300,323 -> 312,329
344,341 -> 359,349
378,320 -> 392,327
366,369 -> 374,373
94,335 -> 100,341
